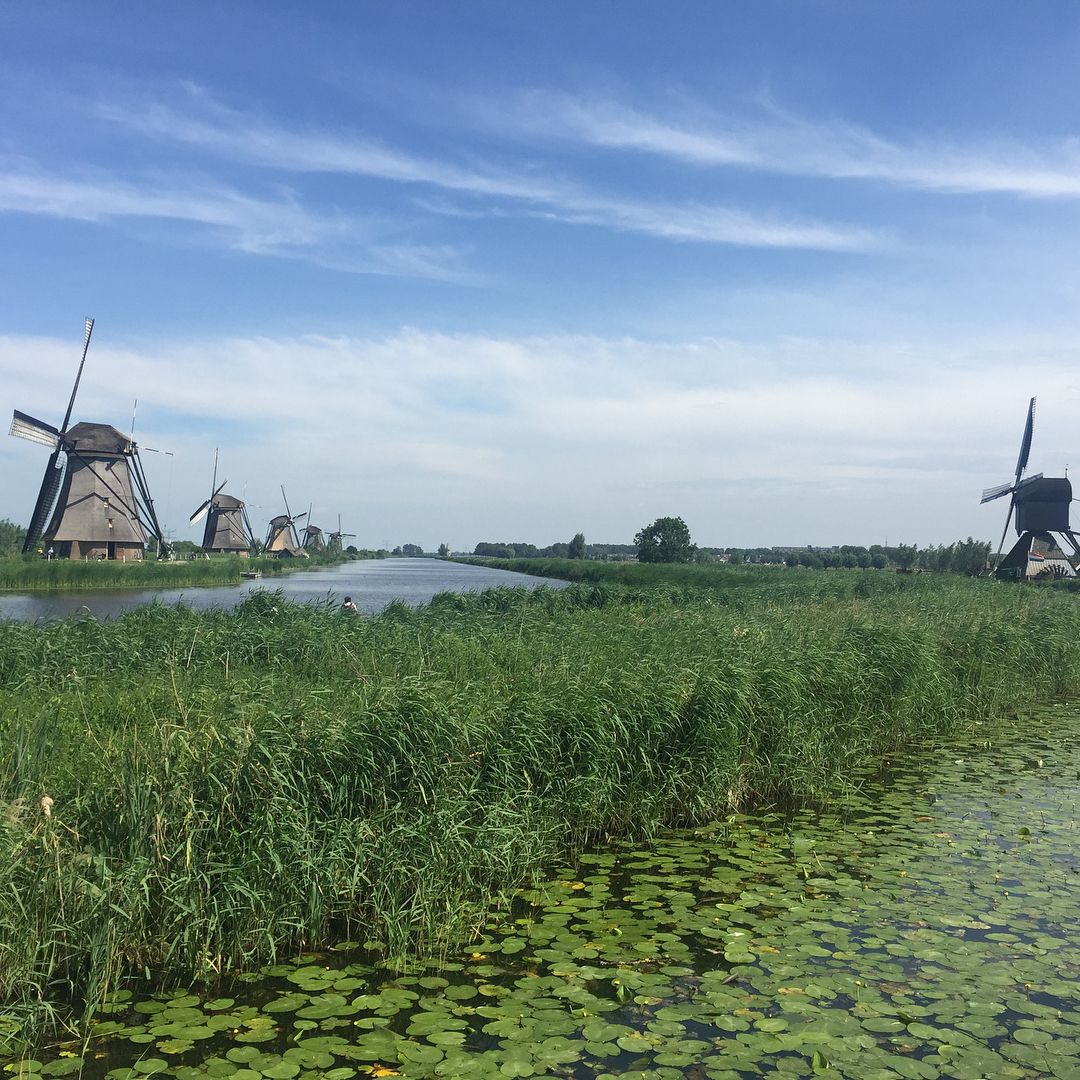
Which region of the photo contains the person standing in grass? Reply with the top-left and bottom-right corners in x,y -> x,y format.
342,596 -> 358,615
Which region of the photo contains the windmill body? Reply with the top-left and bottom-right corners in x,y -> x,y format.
42,422 -> 148,560
301,524 -> 325,553
264,487 -> 307,557
199,493 -> 254,555
265,514 -> 303,556
189,453 -> 255,556
327,514 -> 356,554
981,398 -> 1079,580
9,320 -> 168,560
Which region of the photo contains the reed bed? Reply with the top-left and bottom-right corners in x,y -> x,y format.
2,571 -> 1079,1046
0,552 -> 352,591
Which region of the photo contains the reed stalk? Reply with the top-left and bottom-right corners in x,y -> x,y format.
2,570 -> 1078,1048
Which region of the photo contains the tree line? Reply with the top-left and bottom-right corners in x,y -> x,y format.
474,517 -> 993,577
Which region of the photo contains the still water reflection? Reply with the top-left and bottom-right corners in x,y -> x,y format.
0,558 -> 564,622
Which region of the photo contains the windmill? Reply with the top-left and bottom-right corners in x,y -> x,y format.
299,504 -> 326,553
189,450 -> 256,555
327,514 -> 356,554
264,486 -> 307,557
9,318 -> 168,560
980,397 -> 1079,580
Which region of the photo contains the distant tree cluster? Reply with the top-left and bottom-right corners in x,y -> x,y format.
473,533 -> 590,559
710,540 -> 990,576
0,519 -> 27,558
472,524 -> 992,578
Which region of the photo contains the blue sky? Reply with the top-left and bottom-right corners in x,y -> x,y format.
3,2 -> 1080,550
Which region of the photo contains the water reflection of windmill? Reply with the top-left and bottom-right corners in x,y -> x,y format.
189,450 -> 256,556
327,515 -> 356,554
981,397 -> 1079,580
264,486 -> 307,557
8,318 -> 168,560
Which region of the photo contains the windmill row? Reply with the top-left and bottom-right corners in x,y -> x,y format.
8,320 -> 355,561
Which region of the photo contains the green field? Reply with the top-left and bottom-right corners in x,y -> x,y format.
3,567 -> 1079,1045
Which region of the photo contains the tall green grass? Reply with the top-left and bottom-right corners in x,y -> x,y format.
2,570 -> 1079,1047
0,551 -> 360,591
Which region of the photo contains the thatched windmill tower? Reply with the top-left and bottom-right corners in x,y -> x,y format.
9,319 -> 168,560
299,504 -> 325,553
189,453 -> 255,555
264,486 -> 306,557
327,515 -> 356,554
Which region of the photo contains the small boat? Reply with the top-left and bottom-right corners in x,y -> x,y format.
241,570 -> 262,580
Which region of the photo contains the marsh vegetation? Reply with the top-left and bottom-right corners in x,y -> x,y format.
3,568 -> 1080,1062
0,551 -> 375,592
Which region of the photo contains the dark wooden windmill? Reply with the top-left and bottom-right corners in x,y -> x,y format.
264,486 -> 307,557
9,318 -> 168,560
300,504 -> 326,554
981,397 -> 1079,580
189,451 -> 256,555
327,514 -> 356,554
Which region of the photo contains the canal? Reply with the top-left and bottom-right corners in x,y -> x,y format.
0,559 -> 565,621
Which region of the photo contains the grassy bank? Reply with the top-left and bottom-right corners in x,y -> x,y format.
3,570 -> 1080,1047
0,551 -> 367,591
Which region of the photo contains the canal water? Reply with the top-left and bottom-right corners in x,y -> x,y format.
10,705 -> 1080,1079
0,559 -> 565,621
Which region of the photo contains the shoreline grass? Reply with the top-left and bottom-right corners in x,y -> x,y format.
3,570 -> 1080,1047
0,551 -> 372,592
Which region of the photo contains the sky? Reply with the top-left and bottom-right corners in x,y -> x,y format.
2,2 -> 1080,552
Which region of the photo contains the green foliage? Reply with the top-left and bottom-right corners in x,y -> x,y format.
401,543 -> 424,557
4,567 -> 1080,1044
0,519 -> 27,558
634,516 -> 696,563
568,532 -> 585,559
437,542 -> 450,557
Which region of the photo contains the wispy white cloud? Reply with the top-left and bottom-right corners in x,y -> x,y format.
3,327 -> 1076,548
0,157 -> 475,280
493,91 -> 1080,198
91,87 -> 881,252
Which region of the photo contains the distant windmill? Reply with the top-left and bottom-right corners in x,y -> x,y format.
981,397 -> 1079,579
9,318 -> 168,560
189,450 -> 256,555
299,504 -> 326,553
327,514 -> 356,554
264,486 -> 307,557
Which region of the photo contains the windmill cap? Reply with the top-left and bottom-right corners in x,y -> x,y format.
66,422 -> 132,453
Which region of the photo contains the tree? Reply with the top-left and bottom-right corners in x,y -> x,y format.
568,532 -> 586,559
0,518 -> 26,558
401,543 -> 423,557
634,516 -> 696,564
894,543 -> 918,570
438,542 -> 450,557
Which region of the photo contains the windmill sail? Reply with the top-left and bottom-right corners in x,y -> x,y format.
23,450 -> 68,553
10,410 -> 60,448
1015,397 -> 1035,481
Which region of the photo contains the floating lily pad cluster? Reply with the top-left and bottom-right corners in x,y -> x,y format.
6,709 -> 1080,1078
